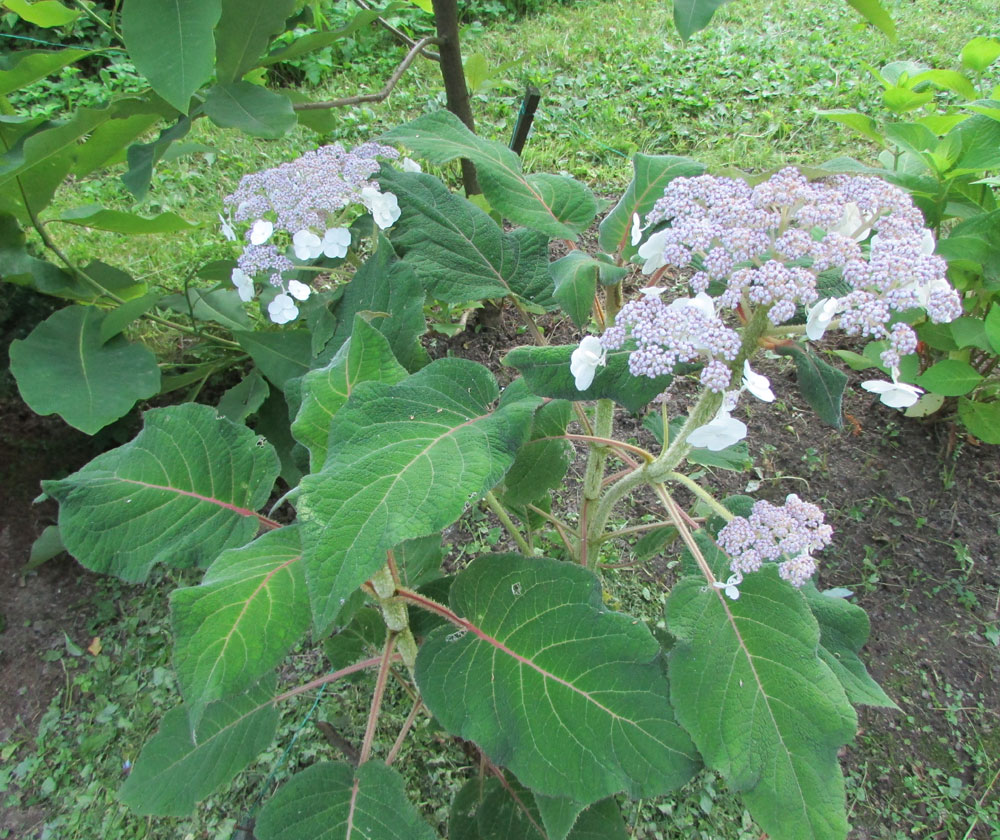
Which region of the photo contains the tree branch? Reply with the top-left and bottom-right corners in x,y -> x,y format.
353,0 -> 441,60
292,36 -> 444,111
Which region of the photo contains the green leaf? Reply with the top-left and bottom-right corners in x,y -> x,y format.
234,329 -> 313,390
0,211 -> 81,298
910,69 -> 976,101
255,761 -> 437,840
961,37 -> 1000,73
672,0 -> 730,40
215,0 -> 297,82
203,82 -> 296,138
802,586 -> 897,709
25,524 -> 65,571
599,154 -> 706,255
914,359 -> 983,396
258,4 -> 404,65
550,251 -> 599,327
298,359 -> 540,632
950,115 -> 1000,175
99,291 -> 163,342
322,607 -> 386,679
3,0 -> 80,27
292,315 -> 409,469
379,167 -> 553,305
122,116 -> 192,199
319,237 -> 428,372
830,349 -> 877,371
949,317 -> 991,352
984,305 -> 1000,354
418,554 -> 700,805
121,0 -> 222,114
666,566 -> 857,840
499,387 -> 573,507
56,205 -> 197,233
217,369 -> 270,422
0,48 -> 91,96
957,397 -> 1000,443
775,343 -> 847,429
503,343 -> 672,414
118,676 -> 278,816
162,287 -> 253,331
9,305 -> 160,434
42,403 -> 279,581
815,110 -> 884,146
170,527 -> 307,725
845,0 -> 896,40
383,111 -> 597,239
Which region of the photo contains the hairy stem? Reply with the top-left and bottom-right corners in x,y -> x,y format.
484,491 -> 532,555
359,633 -> 398,765
580,398 -> 614,569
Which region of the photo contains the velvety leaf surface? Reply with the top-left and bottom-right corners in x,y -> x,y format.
43,403 -> 279,581
121,0 -> 221,113
204,82 -> 296,138
802,586 -> 897,709
255,761 -> 437,840
9,305 -> 160,434
383,111 -> 597,239
215,0 -> 297,82
549,251 -> 599,327
417,553 -> 700,806
298,359 -> 539,632
380,166 -> 552,304
499,389 -> 573,507
598,154 -> 706,256
775,343 -> 847,429
118,676 -> 278,816
503,344 -> 672,414
666,566 -> 857,840
170,527 -> 308,723
234,329 -> 313,390
292,315 -> 409,469
217,369 -> 270,422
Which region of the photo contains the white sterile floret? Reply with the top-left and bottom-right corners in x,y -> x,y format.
830,201 -> 876,242
639,286 -> 667,300
401,157 -> 422,173
360,186 -> 401,229
267,293 -> 299,324
742,360 -> 775,402
668,291 -> 716,319
631,212 -> 648,247
637,229 -> 670,274
712,572 -> 743,600
861,368 -> 923,409
231,268 -> 254,302
321,227 -> 351,258
287,280 -> 312,301
250,219 -> 273,245
570,336 -> 607,390
806,297 -> 842,341
219,213 -> 237,242
293,229 -> 323,260
687,395 -> 747,451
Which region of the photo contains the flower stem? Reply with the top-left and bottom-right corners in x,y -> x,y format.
484,491 -> 531,555
666,471 -> 734,521
580,398 -> 614,569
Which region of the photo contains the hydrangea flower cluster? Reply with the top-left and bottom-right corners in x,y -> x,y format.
222,142 -> 402,323
716,494 -> 833,587
636,168 -> 962,374
600,289 -> 741,391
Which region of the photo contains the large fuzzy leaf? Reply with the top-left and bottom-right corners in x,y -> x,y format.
383,111 -> 597,239
666,566 -> 857,840
255,761 -> 436,840
118,676 -> 278,816
9,305 -> 160,434
379,166 -> 552,305
503,343 -> 672,414
598,154 -> 706,257
298,358 -> 539,632
214,0 -> 297,82
417,553 -> 700,806
292,315 -> 409,469
170,527 -> 309,726
775,343 -> 847,429
43,403 -> 279,581
121,0 -> 222,113
203,81 -> 296,138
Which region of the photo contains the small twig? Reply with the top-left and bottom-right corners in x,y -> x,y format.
315,721 -> 362,766
359,633 -> 398,764
353,0 -> 441,60
386,698 -> 424,766
293,36 -> 444,111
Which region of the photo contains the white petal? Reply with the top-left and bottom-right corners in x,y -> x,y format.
287,280 -> 312,301
569,336 -> 606,391
250,219 -> 273,245
742,360 -> 775,402
637,230 -> 669,274
919,228 -> 935,255
687,412 -> 747,451
293,229 -> 323,260
640,286 -> 666,299
267,293 -> 299,324
806,297 -> 840,341
361,187 -> 401,229
218,214 -> 237,242
321,226 -> 352,259
231,268 -> 254,302
861,378 -> 923,409
401,157 -> 422,173
689,291 -> 716,319
630,213 -> 645,247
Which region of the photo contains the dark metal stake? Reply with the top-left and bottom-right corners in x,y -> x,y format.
509,85 -> 541,155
